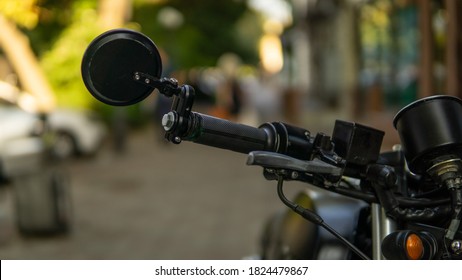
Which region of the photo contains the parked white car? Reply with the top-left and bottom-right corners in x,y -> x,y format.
48,109 -> 107,158
0,101 -> 45,180
0,103 -> 107,160
0,81 -> 107,159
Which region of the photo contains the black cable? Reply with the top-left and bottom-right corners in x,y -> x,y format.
398,196 -> 450,207
335,182 -> 450,207
276,176 -> 370,260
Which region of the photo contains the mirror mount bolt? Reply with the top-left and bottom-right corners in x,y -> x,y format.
162,112 -> 176,131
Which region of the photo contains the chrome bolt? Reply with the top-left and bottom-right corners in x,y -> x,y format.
144,78 -> 150,84
392,144 -> 402,152
291,171 -> 299,179
451,240 -> 462,254
162,112 -> 176,131
134,73 -> 140,80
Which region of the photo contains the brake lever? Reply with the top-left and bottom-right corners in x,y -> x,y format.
246,151 -> 343,177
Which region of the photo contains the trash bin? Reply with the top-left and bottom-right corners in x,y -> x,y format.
2,137 -> 72,235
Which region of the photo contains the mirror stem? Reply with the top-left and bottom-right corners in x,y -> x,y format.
133,72 -> 182,97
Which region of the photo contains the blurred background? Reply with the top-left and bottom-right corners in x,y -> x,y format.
0,0 -> 461,259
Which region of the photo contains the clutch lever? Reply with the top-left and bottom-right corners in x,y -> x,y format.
247,151 -> 369,259
246,151 -> 342,177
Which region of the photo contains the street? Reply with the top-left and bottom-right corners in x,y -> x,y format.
0,127 -> 308,259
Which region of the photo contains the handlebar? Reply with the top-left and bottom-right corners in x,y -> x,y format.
147,81 -> 451,214
164,110 -> 316,161
186,112 -> 270,154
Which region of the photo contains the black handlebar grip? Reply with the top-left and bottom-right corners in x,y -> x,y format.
185,112 -> 270,154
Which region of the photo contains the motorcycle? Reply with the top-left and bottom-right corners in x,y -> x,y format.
81,29 -> 462,260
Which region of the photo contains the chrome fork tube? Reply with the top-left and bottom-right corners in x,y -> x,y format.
371,203 -> 397,260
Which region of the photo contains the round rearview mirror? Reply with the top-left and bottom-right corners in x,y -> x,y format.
81,29 -> 162,106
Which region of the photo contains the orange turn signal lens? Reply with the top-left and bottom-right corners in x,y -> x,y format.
406,233 -> 424,260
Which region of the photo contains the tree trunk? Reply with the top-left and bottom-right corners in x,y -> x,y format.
0,15 -> 55,112
445,0 -> 461,98
98,0 -> 132,29
418,0 -> 433,98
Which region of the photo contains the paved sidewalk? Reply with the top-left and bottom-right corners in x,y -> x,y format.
0,127 -> 307,260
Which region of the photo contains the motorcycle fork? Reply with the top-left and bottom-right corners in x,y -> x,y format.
371,203 -> 397,260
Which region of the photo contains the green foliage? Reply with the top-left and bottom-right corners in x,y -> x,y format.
133,0 -> 261,69
0,0 -> 40,28
40,0 -> 102,109
23,0 -> 75,55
